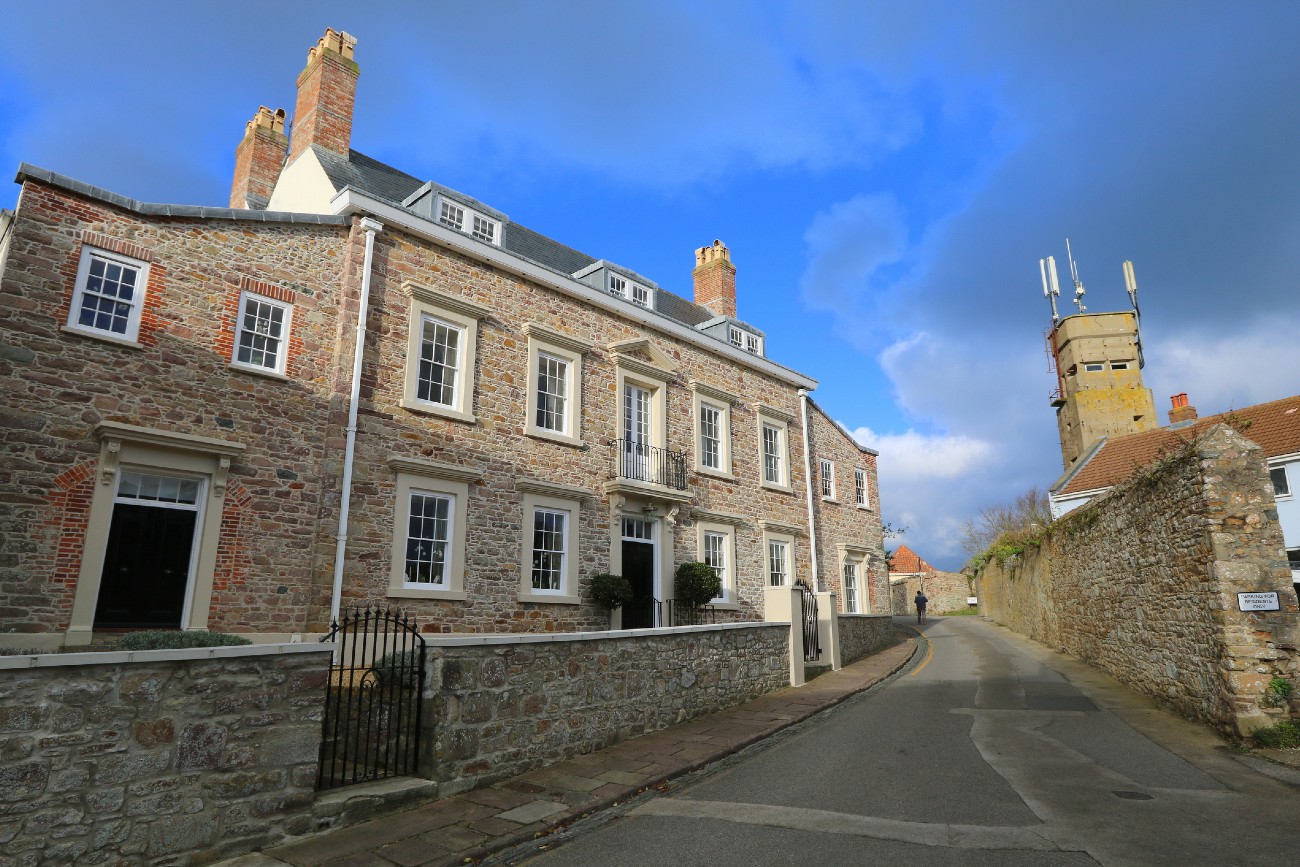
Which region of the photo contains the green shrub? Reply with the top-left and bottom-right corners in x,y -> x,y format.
1253,719 -> 1300,750
674,561 -> 721,610
117,630 -> 252,650
1265,677 -> 1294,705
590,572 -> 634,610
370,650 -> 423,689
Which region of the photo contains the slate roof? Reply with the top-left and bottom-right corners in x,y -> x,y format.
15,164 -> 349,226
1057,393 -> 1300,497
315,147 -> 730,333
888,544 -> 934,574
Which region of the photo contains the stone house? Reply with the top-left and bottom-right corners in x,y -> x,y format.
0,29 -> 886,649
887,544 -> 970,615
1050,393 -> 1300,592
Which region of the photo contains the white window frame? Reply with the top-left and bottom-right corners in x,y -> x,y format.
400,284 -> 487,424
607,273 -> 628,299
697,520 -> 737,605
1084,362 -> 1104,372
838,543 -> 872,614
843,562 -> 861,613
854,467 -> 870,509
436,196 -> 501,247
523,325 -> 589,447
758,409 -> 792,492
66,246 -> 150,345
691,381 -> 735,478
231,290 -> 292,376
765,532 -> 793,587
519,491 -> 581,604
728,325 -> 745,349
1271,463 -> 1293,500
819,458 -> 836,500
389,467 -> 471,601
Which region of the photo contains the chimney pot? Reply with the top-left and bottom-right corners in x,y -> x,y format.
1168,393 -> 1198,424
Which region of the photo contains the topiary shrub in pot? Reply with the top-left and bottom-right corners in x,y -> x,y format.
674,561 -> 721,610
590,572 -> 634,610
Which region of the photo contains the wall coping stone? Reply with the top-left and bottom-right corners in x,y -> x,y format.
427,621 -> 778,647
0,640 -> 334,669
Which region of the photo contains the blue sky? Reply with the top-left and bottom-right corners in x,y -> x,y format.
3,2 -> 1297,569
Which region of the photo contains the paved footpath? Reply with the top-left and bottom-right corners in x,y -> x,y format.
219,633 -> 917,867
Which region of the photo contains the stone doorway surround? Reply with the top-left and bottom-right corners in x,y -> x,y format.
65,421 -> 245,645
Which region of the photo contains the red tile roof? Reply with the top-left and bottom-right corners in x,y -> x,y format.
888,544 -> 934,574
1059,393 -> 1300,496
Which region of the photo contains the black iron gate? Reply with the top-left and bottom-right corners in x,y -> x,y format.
317,608 -> 426,790
798,580 -> 821,662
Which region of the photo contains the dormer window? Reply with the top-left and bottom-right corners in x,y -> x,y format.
439,201 -> 464,231
434,196 -> 500,246
727,326 -> 762,355
607,273 -> 650,307
471,215 -> 496,244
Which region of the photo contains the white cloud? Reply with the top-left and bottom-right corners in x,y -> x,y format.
798,194 -> 909,319
1143,323 -> 1300,416
850,426 -> 991,479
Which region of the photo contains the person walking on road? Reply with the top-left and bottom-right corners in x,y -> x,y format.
914,590 -> 928,623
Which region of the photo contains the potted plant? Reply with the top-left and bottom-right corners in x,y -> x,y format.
674,561 -> 721,610
590,572 -> 634,610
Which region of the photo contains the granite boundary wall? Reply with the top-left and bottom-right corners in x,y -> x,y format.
837,614 -> 896,666
423,623 -> 788,793
890,570 -> 971,616
0,643 -> 331,866
978,424 -> 1299,736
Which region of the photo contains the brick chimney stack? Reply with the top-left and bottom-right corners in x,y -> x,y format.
229,106 -> 288,209
692,240 -> 737,319
1169,393 -> 1198,424
287,28 -> 359,163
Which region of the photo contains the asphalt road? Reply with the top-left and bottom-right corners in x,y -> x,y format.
501,615 -> 1300,866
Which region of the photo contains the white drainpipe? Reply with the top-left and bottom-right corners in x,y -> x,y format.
798,389 -> 820,592
330,216 -> 384,625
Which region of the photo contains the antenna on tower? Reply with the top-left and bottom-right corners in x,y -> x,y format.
1122,260 -> 1145,369
1065,238 -> 1086,313
1039,256 -> 1061,325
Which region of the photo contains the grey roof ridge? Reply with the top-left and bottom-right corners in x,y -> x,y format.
1049,436 -> 1107,495
15,163 -> 351,226
805,395 -> 878,455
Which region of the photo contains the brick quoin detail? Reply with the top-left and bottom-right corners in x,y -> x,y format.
215,276 -> 304,377
80,230 -> 155,262
210,480 -> 254,628
56,241 -> 166,348
44,463 -> 97,627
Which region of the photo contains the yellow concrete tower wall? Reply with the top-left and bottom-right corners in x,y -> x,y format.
1052,311 -> 1157,468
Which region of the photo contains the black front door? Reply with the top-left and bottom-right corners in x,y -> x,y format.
94,504 -> 197,629
622,538 -> 656,629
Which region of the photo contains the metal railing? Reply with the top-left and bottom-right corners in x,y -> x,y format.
608,439 -> 688,490
797,580 -> 821,662
625,597 -> 719,629
318,607 -> 426,790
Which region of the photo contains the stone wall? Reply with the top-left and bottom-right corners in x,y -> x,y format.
423,623 -> 788,792
978,424 -> 1300,736
838,614 -> 896,665
0,643 -> 330,866
890,570 -> 971,616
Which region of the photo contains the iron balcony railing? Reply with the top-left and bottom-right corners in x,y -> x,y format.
608,439 -> 688,490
